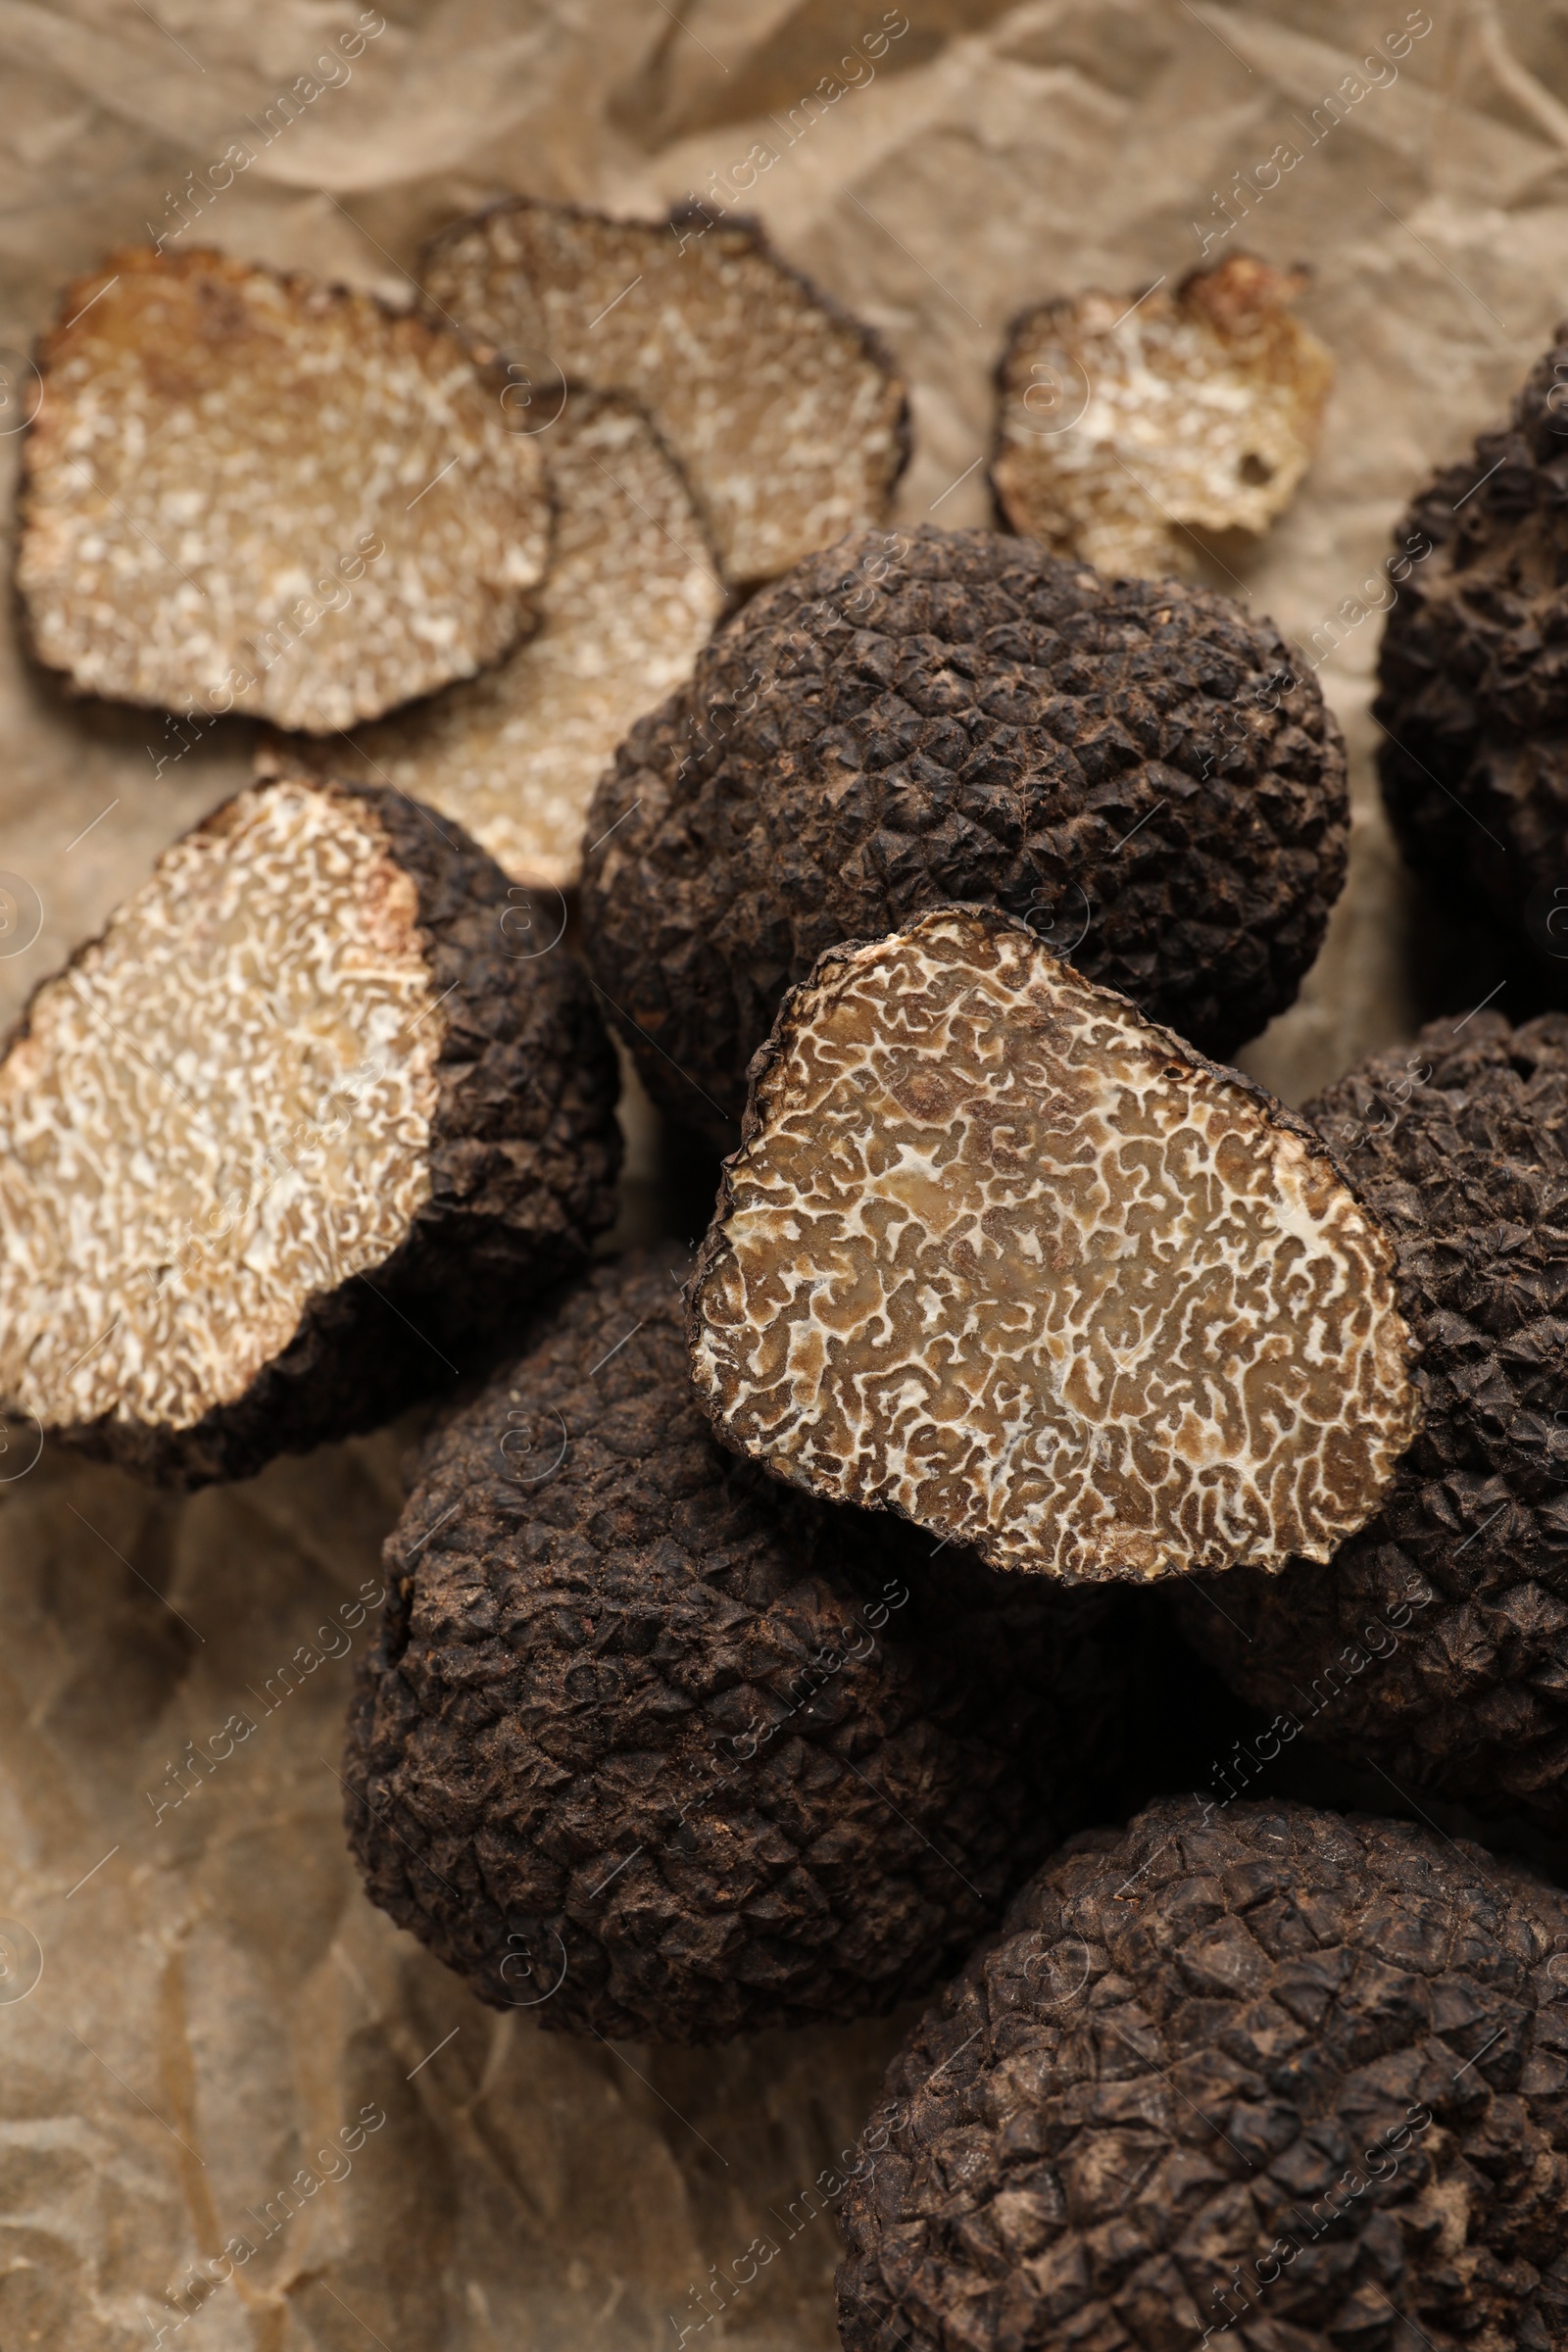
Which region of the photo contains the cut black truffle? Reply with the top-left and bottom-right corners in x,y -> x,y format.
837,1795 -> 1568,2352
343,1250 -> 1143,2042
0,777 -> 620,1486
580,526 -> 1348,1146
420,198 -> 907,589
18,247 -> 551,730
993,254 -> 1333,579
1175,1011 -> 1568,1830
689,907 -> 1421,1586
1376,329 -> 1568,986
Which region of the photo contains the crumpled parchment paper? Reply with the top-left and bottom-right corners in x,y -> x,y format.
3,3 -> 1567,2344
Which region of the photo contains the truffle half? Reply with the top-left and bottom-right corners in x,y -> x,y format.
259,390 -> 725,889
993,255 -> 1333,579
1175,1011 -> 1568,1829
689,906 -> 1420,1586
18,247 -> 550,730
0,778 -> 619,1486
581,526 -> 1349,1146
1376,327 -> 1568,981
420,197 -> 907,587
837,1796 -> 1568,2352
344,1251 -> 1141,2042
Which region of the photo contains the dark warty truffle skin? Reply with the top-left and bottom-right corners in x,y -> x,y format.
342,1250 -> 1142,2043
579,526 -> 1349,1146
836,1797 -> 1568,2352
1376,329 -> 1568,980
1173,1011 -> 1568,1829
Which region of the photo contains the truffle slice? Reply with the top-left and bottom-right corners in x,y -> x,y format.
838,1797 -> 1568,2352
0,778 -> 619,1487
689,906 -> 1420,1586
18,247 -> 550,731
1376,327 -> 1568,978
260,390 -> 725,888
581,526 -> 1349,1147
1175,1011 -> 1568,1829
993,254 -> 1333,578
344,1251 -> 1142,2042
420,198 -> 907,586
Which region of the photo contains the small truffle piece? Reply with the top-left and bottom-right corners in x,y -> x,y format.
1376,326 -> 1568,977
419,197 -> 907,586
17,247 -> 550,731
344,1251 -> 1143,2042
1176,1011 -> 1568,1829
581,526 -> 1349,1146
838,1796 -> 1568,2352
260,390 -> 725,889
689,906 -> 1420,1585
992,254 -> 1334,578
0,777 -> 620,1487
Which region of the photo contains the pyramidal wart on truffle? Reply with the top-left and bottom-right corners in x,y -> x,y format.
581,525 -> 1349,1148
343,1250 -> 1144,2043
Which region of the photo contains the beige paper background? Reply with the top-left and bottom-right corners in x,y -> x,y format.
1,3 -> 1566,2344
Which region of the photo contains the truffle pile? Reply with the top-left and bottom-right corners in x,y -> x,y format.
16,204 -> 1568,2352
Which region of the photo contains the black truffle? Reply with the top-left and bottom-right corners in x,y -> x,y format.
343,1250 -> 1140,2042
1375,330 -> 1568,982
837,1796 -> 1568,2352
1174,1012 -> 1568,1828
0,775 -> 620,1486
688,906 -> 1421,1587
580,525 -> 1348,1147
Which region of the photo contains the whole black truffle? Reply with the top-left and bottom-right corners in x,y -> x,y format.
1174,1012 -> 1568,1828
344,1250 -> 1140,2042
580,526 -> 1348,1147
1376,330 -> 1568,981
837,1796 -> 1568,2352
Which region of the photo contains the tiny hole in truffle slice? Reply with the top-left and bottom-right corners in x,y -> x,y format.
0,776 -> 620,1486
688,906 -> 1421,1585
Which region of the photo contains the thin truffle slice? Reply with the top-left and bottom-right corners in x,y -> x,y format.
689,907 -> 1420,1586
344,1251 -> 1143,2042
260,391 -> 725,888
1176,1012 -> 1568,1829
0,778 -> 619,1487
420,198 -> 907,586
1376,325 -> 1568,978
18,247 -> 551,731
992,254 -> 1334,578
838,1797 -> 1568,2352
581,526 -> 1349,1147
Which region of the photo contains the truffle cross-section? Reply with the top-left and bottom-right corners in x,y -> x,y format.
689,906 -> 1420,1584
0,776 -> 620,1486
